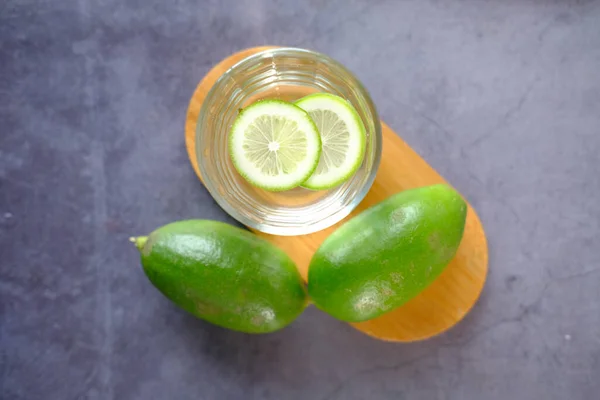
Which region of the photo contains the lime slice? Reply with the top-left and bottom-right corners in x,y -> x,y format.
295,93 -> 367,190
229,100 -> 322,192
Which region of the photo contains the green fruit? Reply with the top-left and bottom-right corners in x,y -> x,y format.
308,184 -> 467,322
132,220 -> 308,333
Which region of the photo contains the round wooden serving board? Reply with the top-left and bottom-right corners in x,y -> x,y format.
185,47 -> 488,342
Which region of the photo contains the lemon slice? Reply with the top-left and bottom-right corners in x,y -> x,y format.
229,100 -> 321,192
296,93 -> 366,190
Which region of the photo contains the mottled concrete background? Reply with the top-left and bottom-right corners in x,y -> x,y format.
1,0 -> 599,399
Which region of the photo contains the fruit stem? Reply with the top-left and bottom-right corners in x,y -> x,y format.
129,236 -> 148,251
304,296 -> 313,308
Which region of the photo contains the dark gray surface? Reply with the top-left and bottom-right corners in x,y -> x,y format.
2,0 -> 599,399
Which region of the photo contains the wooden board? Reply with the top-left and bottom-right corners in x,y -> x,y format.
185,47 -> 488,342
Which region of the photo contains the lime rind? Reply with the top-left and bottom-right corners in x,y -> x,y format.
229,100 -> 322,192
295,93 -> 367,191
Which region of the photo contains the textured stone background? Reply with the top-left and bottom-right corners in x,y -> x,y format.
1,0 -> 599,399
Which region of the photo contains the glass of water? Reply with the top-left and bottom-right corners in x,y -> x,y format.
196,47 -> 382,236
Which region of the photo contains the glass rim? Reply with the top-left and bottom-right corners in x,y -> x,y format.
196,47 -> 383,235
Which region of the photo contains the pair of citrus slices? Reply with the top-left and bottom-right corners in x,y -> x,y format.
229,93 -> 367,191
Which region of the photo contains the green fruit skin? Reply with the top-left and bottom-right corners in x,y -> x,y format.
137,220 -> 308,333
308,184 -> 467,323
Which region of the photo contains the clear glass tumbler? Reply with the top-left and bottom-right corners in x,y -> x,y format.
196,48 -> 382,236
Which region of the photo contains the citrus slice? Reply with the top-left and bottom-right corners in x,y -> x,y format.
229,100 -> 321,192
295,93 -> 367,190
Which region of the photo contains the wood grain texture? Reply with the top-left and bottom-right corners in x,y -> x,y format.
185,47 -> 488,342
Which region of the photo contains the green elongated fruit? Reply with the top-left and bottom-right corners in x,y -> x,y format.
132,220 -> 308,333
308,184 -> 467,322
